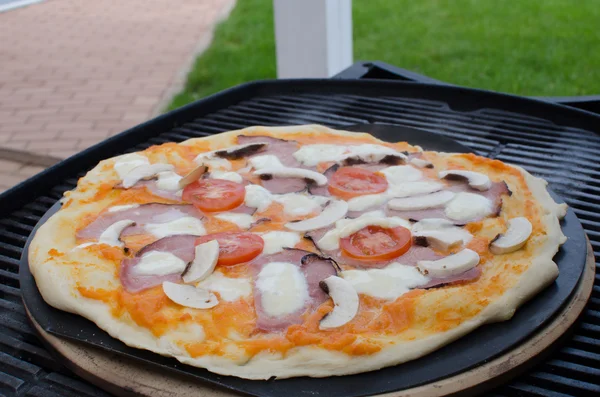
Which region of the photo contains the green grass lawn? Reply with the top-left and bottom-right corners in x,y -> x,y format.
168,0 -> 600,110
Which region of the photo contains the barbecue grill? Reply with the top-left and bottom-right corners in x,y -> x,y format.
2,61 -> 600,397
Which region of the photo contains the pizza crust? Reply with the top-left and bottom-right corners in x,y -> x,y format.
28,125 -> 567,379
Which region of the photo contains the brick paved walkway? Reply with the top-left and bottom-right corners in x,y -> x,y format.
0,0 -> 235,193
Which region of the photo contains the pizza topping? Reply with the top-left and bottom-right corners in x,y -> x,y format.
182,179 -> 246,212
444,192 -> 493,222
113,153 -> 150,179
347,181 -> 444,212
379,165 -> 423,184
417,249 -> 480,278
196,232 -> 264,266
210,142 -> 268,160
209,170 -> 244,184
182,240 -> 219,284
274,193 -> 329,217
244,184 -> 273,212
387,190 -> 455,211
122,163 -> 175,188
439,170 -> 492,191
489,217 -> 532,254
132,251 -> 188,276
412,218 -> 472,251
237,135 -> 301,168
328,167 -> 388,200
144,216 -> 206,238
107,204 -> 140,212
319,276 -> 359,329
285,199 -> 348,232
340,225 -> 412,262
418,266 -> 482,289
178,164 -> 208,189
98,219 -> 136,248
342,262 -> 429,300
260,231 -> 301,254
256,261 -> 310,318
410,157 -> 434,169
214,212 -> 255,229
254,167 -> 328,192
196,272 -> 252,301
293,144 -> 407,167
162,281 -> 219,309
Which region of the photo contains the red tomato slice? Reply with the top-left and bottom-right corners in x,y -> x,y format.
196,232 -> 264,266
182,179 -> 245,212
340,225 -> 411,261
328,167 -> 388,200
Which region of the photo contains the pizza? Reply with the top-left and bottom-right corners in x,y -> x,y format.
28,124 -> 567,379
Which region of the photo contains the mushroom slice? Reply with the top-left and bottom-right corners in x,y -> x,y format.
439,170 -> 491,191
213,142 -> 268,159
417,249 -> 480,278
162,281 -> 218,309
285,199 -> 348,232
319,276 -> 359,330
411,218 -> 455,233
254,167 -> 328,186
178,164 -> 208,189
122,163 -> 175,188
98,219 -> 136,247
413,231 -> 464,251
490,217 -> 532,254
182,240 -> 219,284
410,158 -> 434,169
388,191 -> 455,211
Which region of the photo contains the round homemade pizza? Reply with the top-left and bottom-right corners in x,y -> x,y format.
28,124 -> 567,379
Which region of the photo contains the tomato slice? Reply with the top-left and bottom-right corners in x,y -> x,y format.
196,232 -> 264,266
328,167 -> 388,200
182,179 -> 245,212
340,226 -> 411,261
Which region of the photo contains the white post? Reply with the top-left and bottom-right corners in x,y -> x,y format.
273,0 -> 353,78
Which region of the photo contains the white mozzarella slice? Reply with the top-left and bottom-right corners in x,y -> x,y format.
346,181 -> 444,212
133,251 -> 188,276
346,193 -> 390,212
273,193 -> 329,217
162,282 -> 218,309
249,154 -> 284,170
417,249 -> 480,278
145,217 -> 206,238
107,204 -> 140,212
214,213 -> 255,229
113,153 -> 150,179
444,192 -> 493,222
155,171 -> 183,191
439,170 -> 492,191
293,144 -> 406,167
122,163 -> 175,188
388,191 -> 455,211
244,184 -> 273,212
197,272 -> 252,302
342,262 -> 430,300
380,165 -> 423,184
209,170 -> 243,183
194,152 -> 232,170
98,219 -> 135,247
254,167 -> 328,186
261,231 -> 301,254
285,199 -> 348,232
256,262 -> 309,317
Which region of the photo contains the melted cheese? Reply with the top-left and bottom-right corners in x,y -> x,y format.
108,204 -> 140,212
273,193 -> 328,217
293,144 -> 405,167
155,171 -> 183,191
132,251 -> 187,276
214,213 -> 254,229
197,272 -> 252,302
210,170 -> 243,183
145,217 -> 206,238
380,165 -> 423,184
244,184 -> 273,212
113,153 -> 150,179
444,192 -> 493,222
342,263 -> 429,300
249,155 -> 284,169
256,262 -> 309,317
261,231 -> 301,254
194,152 -> 232,170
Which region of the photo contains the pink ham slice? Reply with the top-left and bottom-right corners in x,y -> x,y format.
250,249 -> 338,332
308,164 -> 338,196
120,235 -> 197,293
77,204 -> 203,240
260,176 -> 309,194
237,135 -> 301,168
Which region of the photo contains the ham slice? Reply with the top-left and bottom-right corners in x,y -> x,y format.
260,176 -> 309,194
324,245 -> 443,269
308,164 -> 338,196
237,135 -> 301,168
251,249 -> 337,331
77,204 -> 203,240
120,235 -> 197,293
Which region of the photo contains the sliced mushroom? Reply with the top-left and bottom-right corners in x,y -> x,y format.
285,199 -> 348,232
178,164 -> 208,189
122,163 -> 175,188
439,170 -> 491,191
410,158 -> 434,169
413,230 -> 464,251
411,218 -> 455,233
319,276 -> 359,330
490,217 -> 532,254
182,240 -> 219,284
417,249 -> 480,278
98,219 -> 136,247
388,190 -> 455,211
213,142 -> 268,159
254,167 -> 328,186
162,281 -> 219,309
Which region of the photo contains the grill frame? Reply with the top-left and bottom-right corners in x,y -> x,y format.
2,78 -> 600,396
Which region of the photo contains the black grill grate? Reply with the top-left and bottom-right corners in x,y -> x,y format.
1,89 -> 600,396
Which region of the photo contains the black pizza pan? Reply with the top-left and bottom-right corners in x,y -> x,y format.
19,124 -> 588,397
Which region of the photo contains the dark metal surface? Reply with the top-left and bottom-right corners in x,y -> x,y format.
1,80 -> 600,396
